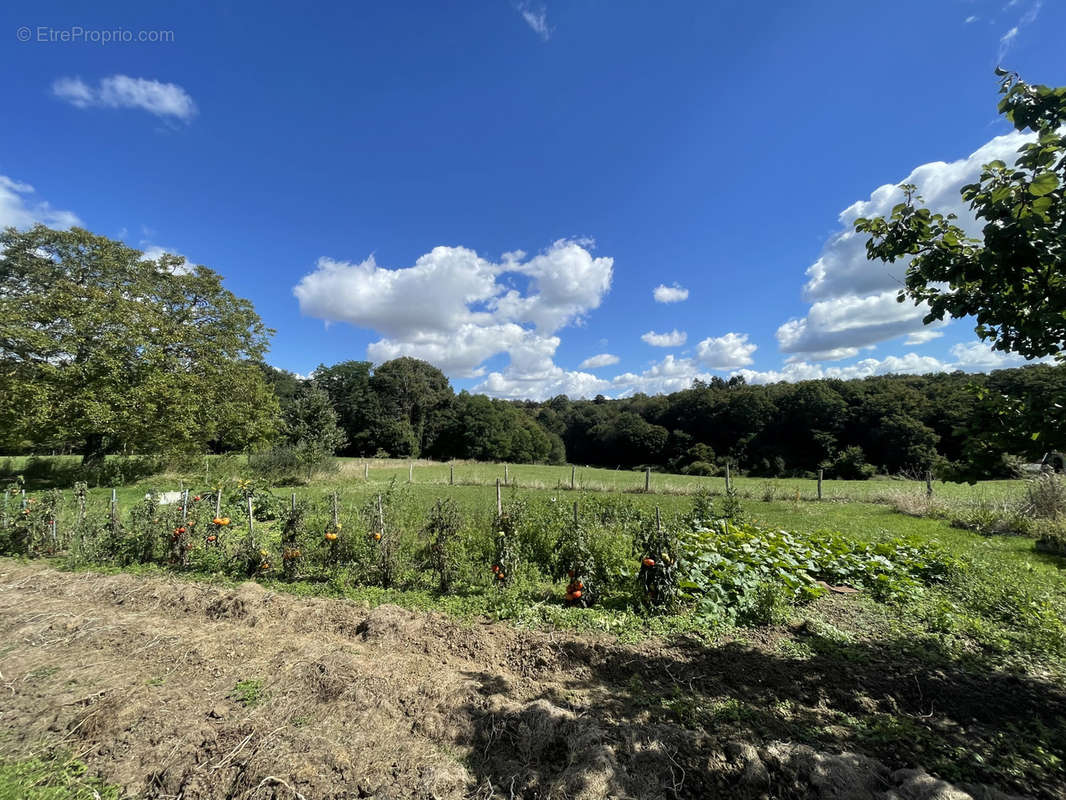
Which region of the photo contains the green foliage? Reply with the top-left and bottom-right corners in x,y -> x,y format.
827,445 -> 877,480
856,72 -> 1066,361
280,383 -> 347,480
0,756 -> 122,800
636,512 -> 680,612
0,225 -> 279,460
422,498 -> 462,592
678,521 -> 959,626
230,678 -> 266,707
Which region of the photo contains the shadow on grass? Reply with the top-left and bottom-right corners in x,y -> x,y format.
454,623 -> 1066,799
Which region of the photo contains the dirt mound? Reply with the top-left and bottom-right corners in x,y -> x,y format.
0,562 -> 1049,800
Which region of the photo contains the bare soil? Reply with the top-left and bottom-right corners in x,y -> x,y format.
0,561 -> 1058,799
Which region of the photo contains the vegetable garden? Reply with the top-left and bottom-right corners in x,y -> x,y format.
0,472 -> 989,631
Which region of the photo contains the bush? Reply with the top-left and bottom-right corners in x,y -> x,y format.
827,446 -> 876,480
683,460 -> 717,476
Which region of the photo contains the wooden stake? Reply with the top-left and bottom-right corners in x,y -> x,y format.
377,494 -> 385,534
291,492 -> 296,512
725,462 -> 732,492
109,489 -> 116,524
926,470 -> 933,498
655,505 -> 662,534
215,488 -> 222,519
409,462 -> 413,483
504,464 -> 509,484
246,494 -> 254,538
450,464 -> 454,485
364,462 -> 369,480
181,490 -> 189,524
645,467 -> 651,493
573,501 -> 578,527
496,478 -> 502,517
571,465 -> 576,490
817,469 -> 823,501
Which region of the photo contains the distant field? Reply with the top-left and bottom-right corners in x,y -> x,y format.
0,453 -> 1030,506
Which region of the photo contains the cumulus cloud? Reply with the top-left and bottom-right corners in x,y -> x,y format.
52,75 -> 197,121
579,353 -> 620,369
653,283 -> 689,303
695,333 -> 757,368
0,175 -> 81,230
641,329 -> 687,347
779,130 -> 1034,360
612,355 -> 716,396
736,341 -> 1051,385
294,239 -> 614,398
516,2 -> 551,40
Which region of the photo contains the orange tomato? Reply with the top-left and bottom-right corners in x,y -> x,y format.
571,590 -> 582,599
642,557 -> 656,567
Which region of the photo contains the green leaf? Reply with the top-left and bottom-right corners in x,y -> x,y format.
1029,172 -> 1060,196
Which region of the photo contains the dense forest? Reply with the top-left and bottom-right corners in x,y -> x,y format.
262,357 -> 1066,481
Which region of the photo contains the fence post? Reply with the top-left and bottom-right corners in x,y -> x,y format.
571,465 -> 576,490
925,470 -> 933,498
496,478 -> 502,517
409,462 -> 414,483
504,464 -> 509,484
364,462 -> 369,481
645,467 -> 651,493
817,469 -> 823,501
450,463 -> 454,485
725,462 -> 731,492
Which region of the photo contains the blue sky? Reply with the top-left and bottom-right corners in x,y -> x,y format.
2,0 -> 1062,398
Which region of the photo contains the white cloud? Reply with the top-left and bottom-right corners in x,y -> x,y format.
612,355 -> 715,396
579,353 -> 620,369
998,0 -> 1041,61
780,130 -> 1034,360
0,175 -> 81,230
948,340 -> 1049,370
641,329 -> 687,347
52,75 -> 197,121
965,15 -> 978,23
516,2 -> 551,40
737,353 -> 950,385
294,239 -> 614,397
736,341 -> 1052,385
695,332 -> 757,368
904,329 -> 946,346
653,283 -> 689,303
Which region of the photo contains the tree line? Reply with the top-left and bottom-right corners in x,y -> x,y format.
263,359 -> 1065,481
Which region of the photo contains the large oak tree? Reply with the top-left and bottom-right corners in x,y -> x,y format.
0,225 -> 280,461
